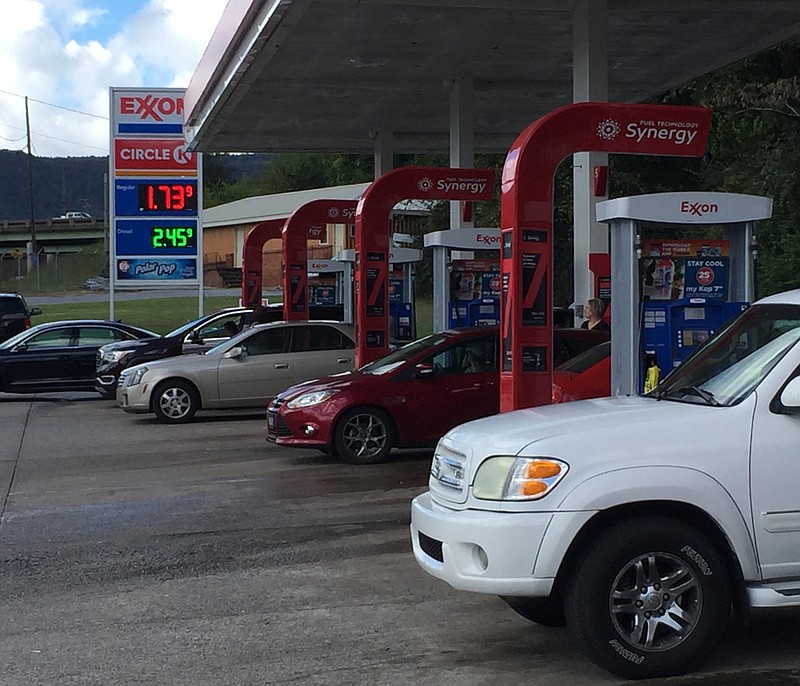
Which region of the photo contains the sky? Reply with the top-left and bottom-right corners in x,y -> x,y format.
0,0 -> 228,158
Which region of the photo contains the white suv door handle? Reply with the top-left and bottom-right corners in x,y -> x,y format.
337,357 -> 351,364
274,363 -> 289,369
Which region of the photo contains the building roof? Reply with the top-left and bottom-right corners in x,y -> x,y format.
202,182 -> 370,228
202,182 -> 431,228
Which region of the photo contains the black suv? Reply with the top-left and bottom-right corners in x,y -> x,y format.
0,292 -> 41,343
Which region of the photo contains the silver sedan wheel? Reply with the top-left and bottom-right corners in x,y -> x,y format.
609,551 -> 702,651
153,381 -> 198,423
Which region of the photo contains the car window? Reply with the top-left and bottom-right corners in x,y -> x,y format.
289,325 -> 354,352
23,328 -> 73,349
242,328 -> 288,356
0,297 -> 26,316
553,336 -> 571,367
196,314 -> 245,340
360,332 -> 452,375
76,327 -> 132,346
556,341 -> 610,373
554,331 -> 609,366
656,303 -> 800,406
426,336 -> 497,376
166,310 -> 250,339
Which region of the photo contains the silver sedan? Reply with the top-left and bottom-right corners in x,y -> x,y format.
118,320 -> 355,423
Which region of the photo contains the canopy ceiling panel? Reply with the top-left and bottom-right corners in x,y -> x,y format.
185,0 -> 800,154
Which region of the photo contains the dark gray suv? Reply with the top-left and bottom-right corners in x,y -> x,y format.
0,293 -> 41,343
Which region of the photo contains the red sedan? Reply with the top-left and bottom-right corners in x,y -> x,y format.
552,340 -> 611,402
267,326 -> 608,464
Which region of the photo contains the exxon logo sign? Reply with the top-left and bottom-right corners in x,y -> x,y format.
680,200 -> 719,217
119,95 -> 184,122
476,232 -> 501,246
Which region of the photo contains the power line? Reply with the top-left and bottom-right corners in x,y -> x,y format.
0,90 -> 108,154
31,131 -> 107,153
0,121 -> 107,153
0,131 -> 27,143
0,88 -> 107,120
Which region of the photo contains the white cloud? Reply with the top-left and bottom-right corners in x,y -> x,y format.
0,0 -> 227,157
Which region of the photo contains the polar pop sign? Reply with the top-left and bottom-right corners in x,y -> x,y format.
354,166 -> 494,366
500,102 -> 712,412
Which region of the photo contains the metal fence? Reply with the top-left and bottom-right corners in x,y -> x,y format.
0,245 -> 107,292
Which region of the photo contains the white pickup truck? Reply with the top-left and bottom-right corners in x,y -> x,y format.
411,288 -> 800,679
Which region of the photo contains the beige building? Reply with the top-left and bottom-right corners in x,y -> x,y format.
202,183 -> 430,288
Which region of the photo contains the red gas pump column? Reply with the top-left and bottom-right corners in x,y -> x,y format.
282,200 -> 357,321
500,102 -> 712,412
355,167 -> 494,367
242,219 -> 287,306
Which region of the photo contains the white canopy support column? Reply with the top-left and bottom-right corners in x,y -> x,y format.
372,130 -> 394,178
572,0 -> 609,321
449,77 -> 475,231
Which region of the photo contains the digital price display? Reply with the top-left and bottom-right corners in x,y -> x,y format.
138,182 -> 197,213
151,225 -> 196,249
115,219 -> 198,256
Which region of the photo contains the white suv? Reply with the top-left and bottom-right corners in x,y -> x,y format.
411,288 -> 800,679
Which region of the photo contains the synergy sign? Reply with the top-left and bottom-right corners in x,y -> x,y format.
109,87 -> 201,288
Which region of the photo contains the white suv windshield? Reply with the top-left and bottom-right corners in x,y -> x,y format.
652,303 -> 800,406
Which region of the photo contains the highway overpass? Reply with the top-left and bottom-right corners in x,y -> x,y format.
0,218 -> 106,255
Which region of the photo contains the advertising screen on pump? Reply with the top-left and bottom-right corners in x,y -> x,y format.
109,87 -> 201,290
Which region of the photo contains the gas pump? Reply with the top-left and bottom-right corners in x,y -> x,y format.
598,191 -> 772,395
306,258 -> 347,321
424,228 -> 502,333
333,246 -> 421,342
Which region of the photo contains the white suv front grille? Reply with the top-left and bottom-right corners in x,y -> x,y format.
428,438 -> 470,504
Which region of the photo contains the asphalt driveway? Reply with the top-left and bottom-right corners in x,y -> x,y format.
2,394 -> 800,685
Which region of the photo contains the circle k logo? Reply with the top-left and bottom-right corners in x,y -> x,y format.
172,145 -> 193,165
417,177 -> 433,192
596,118 -> 621,141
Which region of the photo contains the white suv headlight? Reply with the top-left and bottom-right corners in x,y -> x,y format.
473,456 -> 569,501
127,366 -> 149,387
286,389 -> 338,409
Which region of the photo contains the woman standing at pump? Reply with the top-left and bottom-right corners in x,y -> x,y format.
581,298 -> 610,331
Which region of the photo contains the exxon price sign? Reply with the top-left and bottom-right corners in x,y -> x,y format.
109,87 -> 201,288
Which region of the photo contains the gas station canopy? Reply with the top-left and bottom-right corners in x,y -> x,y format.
185,0 -> 800,154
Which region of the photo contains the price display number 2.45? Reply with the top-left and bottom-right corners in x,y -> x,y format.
151,226 -> 196,249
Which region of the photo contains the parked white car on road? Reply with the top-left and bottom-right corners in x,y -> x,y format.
119,320 -> 355,423
411,288 -> 800,679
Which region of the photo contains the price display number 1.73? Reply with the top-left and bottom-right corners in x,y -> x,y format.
151,226 -> 196,249
138,183 -> 197,213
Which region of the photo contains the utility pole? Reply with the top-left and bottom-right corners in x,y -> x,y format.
25,96 -> 38,269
